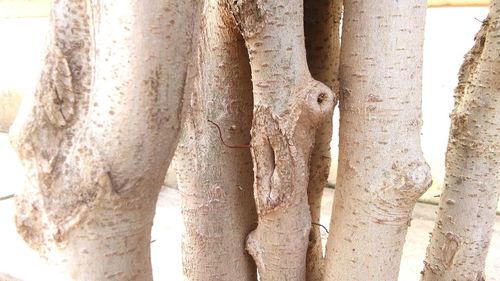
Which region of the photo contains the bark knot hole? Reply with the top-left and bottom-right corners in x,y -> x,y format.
317,92 -> 326,104
301,80 -> 335,122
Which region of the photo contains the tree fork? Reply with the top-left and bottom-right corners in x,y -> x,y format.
422,2 -> 500,279
228,0 -> 335,280
10,0 -> 197,280
304,0 -> 342,280
323,1 -> 432,280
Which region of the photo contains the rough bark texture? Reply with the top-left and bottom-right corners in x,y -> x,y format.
9,0 -> 196,280
228,1 -> 335,280
421,3 -> 500,280
175,0 -> 257,280
304,0 -> 342,280
323,1 -> 432,281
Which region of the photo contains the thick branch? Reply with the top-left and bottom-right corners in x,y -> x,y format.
421,3 -> 500,280
229,0 -> 335,280
324,1 -> 431,280
176,1 -> 257,280
10,0 -> 197,280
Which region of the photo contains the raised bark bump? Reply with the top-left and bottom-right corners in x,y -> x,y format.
323,1 -> 429,280
227,1 -> 335,279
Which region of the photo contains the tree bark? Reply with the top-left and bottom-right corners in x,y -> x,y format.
9,0 -> 196,280
323,1 -> 431,281
304,0 -> 342,280
421,2 -> 500,280
175,1 -> 257,280
228,1 -> 335,280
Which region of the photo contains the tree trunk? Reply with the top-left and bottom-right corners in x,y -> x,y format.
323,1 -> 431,281
9,0 -> 196,280
421,2 -> 500,280
304,0 -> 342,280
175,1 -> 257,280
228,1 -> 335,280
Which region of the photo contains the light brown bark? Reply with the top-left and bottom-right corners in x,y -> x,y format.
421,2 -> 500,280
9,0 -> 196,280
228,1 -> 335,280
304,0 -> 342,280
323,1 -> 431,281
175,1 -> 257,280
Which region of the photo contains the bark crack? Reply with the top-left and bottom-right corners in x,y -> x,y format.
43,47 -> 75,128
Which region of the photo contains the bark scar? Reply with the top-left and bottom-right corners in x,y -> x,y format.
42,47 -> 75,128
369,160 -> 432,225
250,80 -> 334,215
15,143 -> 117,252
441,232 -> 461,269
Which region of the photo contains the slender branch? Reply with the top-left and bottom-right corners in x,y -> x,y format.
207,119 -> 251,149
0,194 -> 15,201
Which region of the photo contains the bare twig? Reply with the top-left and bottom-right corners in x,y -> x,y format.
0,194 -> 15,201
0,272 -> 23,281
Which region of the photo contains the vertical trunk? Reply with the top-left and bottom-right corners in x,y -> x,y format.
175,0 -> 257,280
9,0 -> 196,280
323,1 -> 431,281
304,0 -> 342,280
421,3 -> 500,280
228,1 -> 335,280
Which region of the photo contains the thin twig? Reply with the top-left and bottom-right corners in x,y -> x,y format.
0,194 -> 15,201
312,222 -> 329,233
207,119 -> 251,149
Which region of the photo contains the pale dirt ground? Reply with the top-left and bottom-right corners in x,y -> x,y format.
0,6 -> 499,281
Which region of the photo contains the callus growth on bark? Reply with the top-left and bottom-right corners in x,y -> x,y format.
229,0 -> 336,280
10,0 -> 197,280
